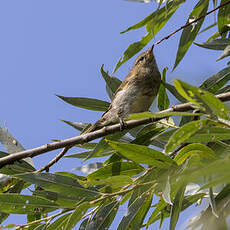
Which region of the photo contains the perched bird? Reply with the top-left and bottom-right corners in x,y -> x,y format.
85,45 -> 161,133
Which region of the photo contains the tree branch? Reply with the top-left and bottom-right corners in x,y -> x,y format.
155,0 -> 230,45
0,91 -> 230,168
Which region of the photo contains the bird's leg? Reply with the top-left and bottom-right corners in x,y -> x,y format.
119,118 -> 127,131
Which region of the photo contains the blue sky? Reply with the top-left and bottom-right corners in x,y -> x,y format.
0,0 -> 227,229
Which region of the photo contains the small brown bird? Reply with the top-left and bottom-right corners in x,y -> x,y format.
86,45 -> 161,133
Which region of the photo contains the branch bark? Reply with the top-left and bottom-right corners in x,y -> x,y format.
0,91 -> 230,168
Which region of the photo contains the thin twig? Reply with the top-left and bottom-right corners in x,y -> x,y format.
0,91 -> 230,168
14,209 -> 70,230
35,147 -> 70,173
155,0 -> 230,45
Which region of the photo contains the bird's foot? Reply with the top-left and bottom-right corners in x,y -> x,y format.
119,118 -> 127,131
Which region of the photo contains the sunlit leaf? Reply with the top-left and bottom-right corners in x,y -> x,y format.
107,140 -> 175,168
174,80 -> 230,120
16,173 -> 100,200
174,143 -> 216,165
88,162 -> 144,180
165,119 -> 208,153
0,194 -> 59,214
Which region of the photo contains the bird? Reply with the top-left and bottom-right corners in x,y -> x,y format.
85,45 -> 161,133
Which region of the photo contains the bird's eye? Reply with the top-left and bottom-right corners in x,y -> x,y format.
138,56 -> 145,62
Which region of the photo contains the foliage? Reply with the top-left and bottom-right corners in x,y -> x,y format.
1,0 -> 230,229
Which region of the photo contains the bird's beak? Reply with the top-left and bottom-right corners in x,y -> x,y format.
150,44 -> 154,53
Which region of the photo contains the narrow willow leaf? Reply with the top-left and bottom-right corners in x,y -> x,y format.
129,192 -> 153,229
170,184 -> 186,230
56,95 -> 110,111
87,162 -> 144,180
107,140 -> 175,168
0,194 -> 59,214
91,201 -> 119,230
173,0 -> 209,70
164,82 -> 187,103
216,45 -> 230,61
165,119 -> 208,153
121,0 -> 184,33
61,120 -> 89,131
16,173 -> 100,200
87,175 -> 133,189
200,66 -> 230,93
46,213 -> 71,230
0,151 -> 35,175
64,202 -> 89,230
0,127 -> 33,166
117,194 -> 149,230
146,198 -> 167,226
209,187 -> 218,218
162,176 -> 172,205
174,143 -> 216,165
218,0 -> 230,36
194,38 -> 230,50
100,65 -> 121,100
198,22 -> 217,34
113,33 -> 152,73
158,67 -> 169,111
174,80 -> 230,120
128,111 -> 204,120
187,126 -> 230,142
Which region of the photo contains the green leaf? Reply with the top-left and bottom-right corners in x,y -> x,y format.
173,0 -> 209,70
162,176 -> 172,205
198,22 -> 217,34
194,38 -> 230,50
165,119 -> 208,153
174,143 -> 216,165
170,183 -> 186,230
0,151 -> 35,175
100,65 -> 121,100
187,126 -> 230,143
64,202 -> 89,230
146,198 -> 167,226
107,140 -> 175,168
16,173 -> 100,200
164,82 -> 187,103
174,80 -> 230,120
218,0 -> 230,36
87,162 -> 144,180
46,213 -> 71,230
91,201 -> 119,230
117,193 -> 150,230
56,95 -> 110,111
158,67 -> 170,111
216,45 -> 230,61
121,0 -> 185,33
200,66 -> 230,93
0,194 -> 59,214
128,111 -> 204,121
113,33 -> 152,73
61,120 -> 89,131
209,187 -> 218,218
129,192 -> 153,229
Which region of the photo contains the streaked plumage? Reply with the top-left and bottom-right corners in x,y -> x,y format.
86,45 -> 161,133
